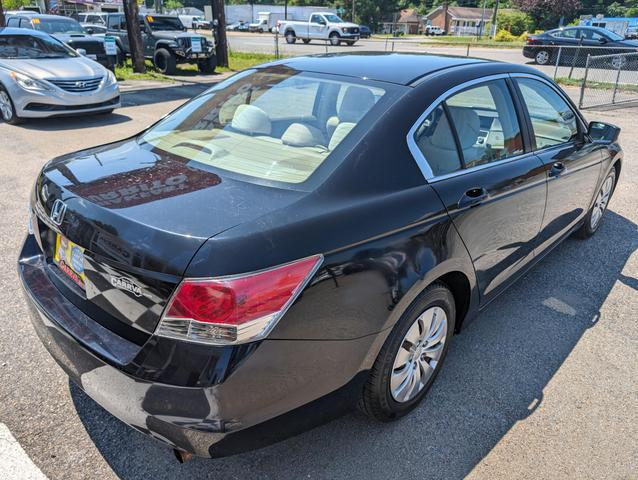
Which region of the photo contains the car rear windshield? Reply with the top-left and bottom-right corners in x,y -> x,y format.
0,35 -> 76,59
32,18 -> 85,34
139,68 -> 386,186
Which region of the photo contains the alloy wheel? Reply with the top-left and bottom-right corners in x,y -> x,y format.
535,50 -> 550,65
0,91 -> 13,122
390,306 -> 448,403
590,174 -> 614,230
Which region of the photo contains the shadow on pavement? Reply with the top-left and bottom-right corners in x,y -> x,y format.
70,210 -> 637,480
17,113 -> 132,131
120,84 -> 211,108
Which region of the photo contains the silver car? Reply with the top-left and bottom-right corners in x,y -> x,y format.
0,28 -> 120,124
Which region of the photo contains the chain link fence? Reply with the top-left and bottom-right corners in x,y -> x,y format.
578,52 -> 638,109
224,33 -> 638,110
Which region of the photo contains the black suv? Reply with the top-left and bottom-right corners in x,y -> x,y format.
106,13 -> 216,74
6,14 -> 113,70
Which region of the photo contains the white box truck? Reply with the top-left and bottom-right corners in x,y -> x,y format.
249,12 -> 285,33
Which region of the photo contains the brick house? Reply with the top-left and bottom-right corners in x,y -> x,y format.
425,6 -> 515,36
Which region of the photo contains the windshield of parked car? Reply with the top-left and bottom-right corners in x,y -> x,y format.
0,34 -> 77,59
146,16 -> 184,31
32,17 -> 86,34
139,69 -> 386,186
601,29 -> 624,41
323,14 -> 344,23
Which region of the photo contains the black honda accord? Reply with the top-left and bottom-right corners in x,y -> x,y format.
19,53 -> 622,460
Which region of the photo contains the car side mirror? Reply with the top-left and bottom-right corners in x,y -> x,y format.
76,48 -> 87,56
598,37 -> 607,44
86,27 -> 94,34
588,121 -> 620,144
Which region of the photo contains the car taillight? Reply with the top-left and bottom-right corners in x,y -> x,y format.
527,37 -> 539,44
155,255 -> 323,345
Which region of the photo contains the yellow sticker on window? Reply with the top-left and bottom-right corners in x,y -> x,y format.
32,18 -> 40,24
146,16 -> 154,22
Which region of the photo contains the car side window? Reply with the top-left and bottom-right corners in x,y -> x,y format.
413,105 -> 462,176
516,78 -> 579,149
19,19 -> 33,29
7,17 -> 19,27
413,80 -> 524,176
310,14 -> 322,24
445,80 -> 523,169
556,28 -> 578,39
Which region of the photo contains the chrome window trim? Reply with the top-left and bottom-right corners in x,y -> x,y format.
406,72 -> 584,183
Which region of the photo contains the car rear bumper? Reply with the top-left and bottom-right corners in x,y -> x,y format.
18,234 -> 381,457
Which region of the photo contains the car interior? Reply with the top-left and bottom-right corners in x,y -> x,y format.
142,74 -> 384,184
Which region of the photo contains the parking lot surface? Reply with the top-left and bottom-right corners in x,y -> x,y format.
0,78 -> 636,479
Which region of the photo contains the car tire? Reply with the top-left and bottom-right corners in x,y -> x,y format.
285,31 -> 296,44
198,55 -> 217,74
302,39 -> 311,44
154,48 -> 177,75
359,282 -> 456,422
534,49 -> 552,65
329,32 -> 341,46
0,85 -> 22,125
575,168 -> 617,239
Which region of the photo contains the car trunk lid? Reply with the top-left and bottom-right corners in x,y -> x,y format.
32,138 -> 305,337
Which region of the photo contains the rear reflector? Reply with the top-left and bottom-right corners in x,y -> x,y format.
155,255 -> 323,345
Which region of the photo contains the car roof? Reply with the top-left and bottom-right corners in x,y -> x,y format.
260,53 -> 493,86
0,27 -> 51,38
10,14 -> 77,21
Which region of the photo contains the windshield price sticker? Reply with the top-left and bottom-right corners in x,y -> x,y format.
104,36 -> 117,56
191,38 -> 202,53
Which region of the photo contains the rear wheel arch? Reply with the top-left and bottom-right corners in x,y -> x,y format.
436,271 -> 472,332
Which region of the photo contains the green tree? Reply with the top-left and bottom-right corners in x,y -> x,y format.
164,0 -> 183,9
497,10 -> 533,34
606,1 -> 626,16
3,0 -> 31,9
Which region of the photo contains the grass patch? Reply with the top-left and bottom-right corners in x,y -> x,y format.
421,36 -> 525,48
114,51 -> 278,82
219,51 -> 279,72
556,76 -> 638,93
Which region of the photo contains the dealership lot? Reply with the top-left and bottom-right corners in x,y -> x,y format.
0,74 -> 636,480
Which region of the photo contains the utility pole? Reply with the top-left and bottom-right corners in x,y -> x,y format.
490,0 -> 499,38
0,0 -> 5,28
211,0 -> 229,68
284,0 -> 288,20
123,0 -> 146,73
352,0 -> 355,23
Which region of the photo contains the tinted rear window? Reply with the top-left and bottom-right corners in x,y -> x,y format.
139,69 -> 387,186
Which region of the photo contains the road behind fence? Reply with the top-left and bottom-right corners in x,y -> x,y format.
225,33 -> 638,110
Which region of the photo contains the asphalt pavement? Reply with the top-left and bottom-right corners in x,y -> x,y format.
0,74 -> 636,479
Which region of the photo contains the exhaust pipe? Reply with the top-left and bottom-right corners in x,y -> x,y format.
173,449 -> 195,463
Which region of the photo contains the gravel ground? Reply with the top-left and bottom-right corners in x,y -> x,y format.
0,83 -> 636,480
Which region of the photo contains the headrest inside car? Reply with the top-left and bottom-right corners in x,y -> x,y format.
231,104 -> 272,136
281,123 -> 325,147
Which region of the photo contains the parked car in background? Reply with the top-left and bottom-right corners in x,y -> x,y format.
0,28 -> 119,124
523,26 -> 638,67
359,25 -> 371,38
424,25 -> 445,36
278,12 -> 360,45
82,24 -> 108,36
226,21 -> 249,32
19,53 -> 621,459
6,14 -> 113,70
76,12 -> 108,26
105,13 -> 216,74
179,15 -> 211,30
249,11 -> 284,33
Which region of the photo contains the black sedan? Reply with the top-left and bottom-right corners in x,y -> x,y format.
523,26 -> 638,67
19,53 -> 622,460
359,25 -> 372,38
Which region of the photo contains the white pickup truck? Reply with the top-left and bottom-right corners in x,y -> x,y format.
277,12 -> 360,46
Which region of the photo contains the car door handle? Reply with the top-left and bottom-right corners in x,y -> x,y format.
549,162 -> 566,177
458,187 -> 488,209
